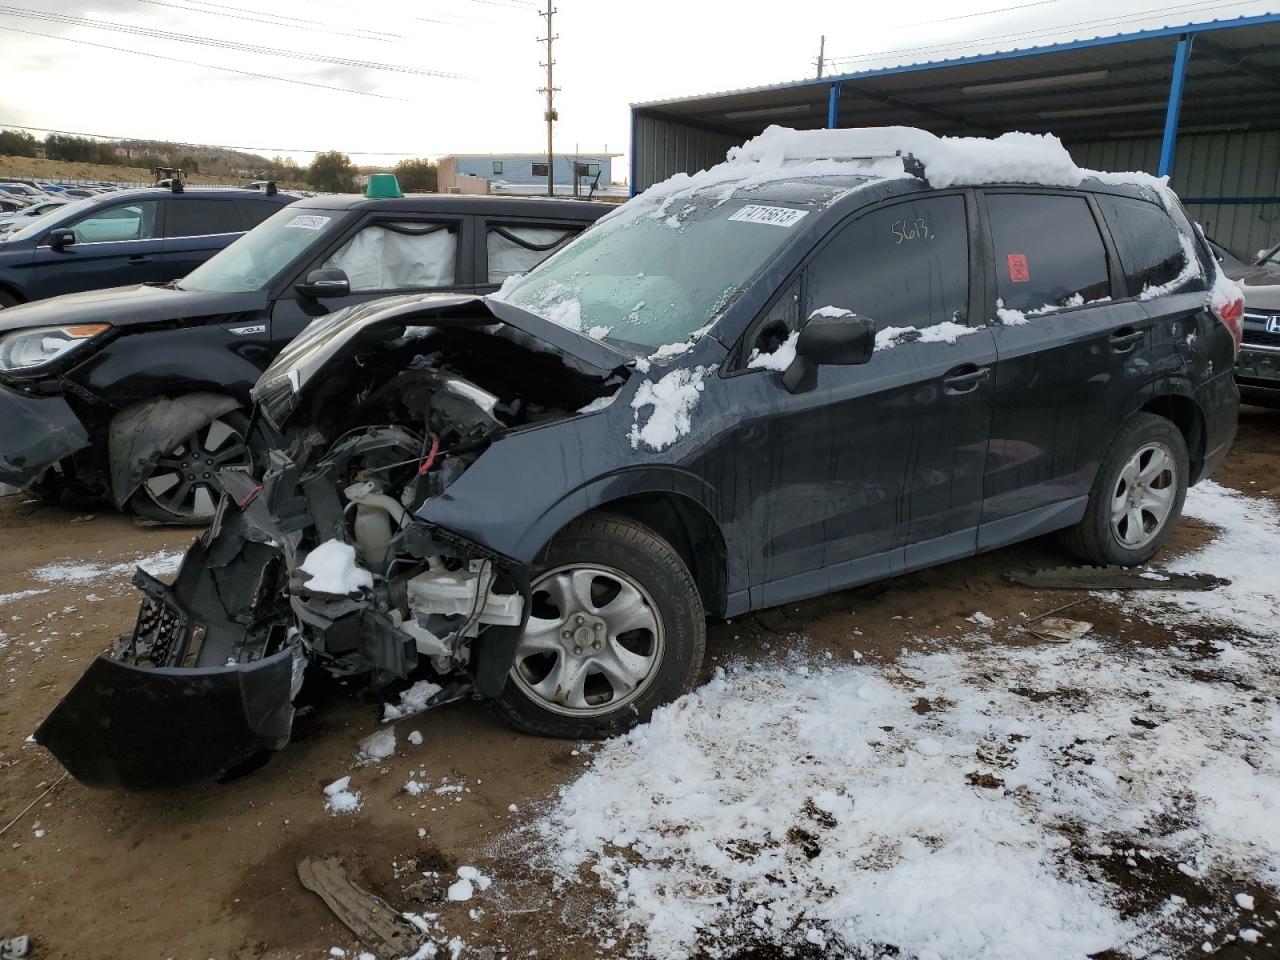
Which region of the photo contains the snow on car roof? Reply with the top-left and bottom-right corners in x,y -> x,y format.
612,125 -> 1175,229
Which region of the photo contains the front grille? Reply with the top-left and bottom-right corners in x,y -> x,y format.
1243,311 -> 1280,347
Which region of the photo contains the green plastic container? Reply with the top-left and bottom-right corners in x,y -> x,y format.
365,173 -> 404,199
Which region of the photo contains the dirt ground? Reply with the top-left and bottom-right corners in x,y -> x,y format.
1,405 -> 1276,960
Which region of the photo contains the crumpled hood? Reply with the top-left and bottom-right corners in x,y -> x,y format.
1237,269 -> 1280,311
252,292 -> 631,411
0,283 -> 268,335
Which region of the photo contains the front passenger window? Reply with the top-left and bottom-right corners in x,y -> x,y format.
69,200 -> 159,243
322,221 -> 457,291
804,195 -> 969,333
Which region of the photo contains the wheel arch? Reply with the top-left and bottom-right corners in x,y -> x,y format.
0,279 -> 26,306
107,391 -> 242,509
1135,389 -> 1207,483
584,492 -> 729,618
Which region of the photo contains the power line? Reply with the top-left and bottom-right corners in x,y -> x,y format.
0,25 -> 406,100
0,5 -> 466,79
882,0 -> 1067,31
0,121 -> 435,157
135,0 -> 408,43
825,0 -> 1252,65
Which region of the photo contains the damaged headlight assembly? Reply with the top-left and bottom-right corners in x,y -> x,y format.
0,322 -> 111,373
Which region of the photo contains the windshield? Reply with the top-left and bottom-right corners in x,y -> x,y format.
495,194 -> 812,350
179,207 -> 341,293
4,195 -> 99,243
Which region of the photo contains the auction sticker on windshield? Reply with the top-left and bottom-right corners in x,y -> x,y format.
284,215 -> 332,231
728,205 -> 809,228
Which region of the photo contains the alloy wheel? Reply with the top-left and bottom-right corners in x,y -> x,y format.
142,417 -> 251,520
1110,441 -> 1178,550
511,564 -> 665,717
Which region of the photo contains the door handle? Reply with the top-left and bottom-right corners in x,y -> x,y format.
1110,327 -> 1144,351
127,255 -> 152,265
943,364 -> 990,395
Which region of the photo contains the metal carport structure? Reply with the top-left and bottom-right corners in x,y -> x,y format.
629,13 -> 1280,257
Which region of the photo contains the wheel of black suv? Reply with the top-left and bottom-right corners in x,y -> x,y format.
128,409 -> 254,524
495,513 -> 706,739
1061,412 -> 1189,567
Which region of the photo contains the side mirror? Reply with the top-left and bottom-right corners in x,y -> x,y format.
782,310 -> 876,394
48,228 -> 76,250
295,267 -> 350,299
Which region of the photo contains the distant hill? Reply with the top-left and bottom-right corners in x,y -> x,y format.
113,139 -> 277,178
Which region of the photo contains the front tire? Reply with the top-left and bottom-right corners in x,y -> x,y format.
1060,412 -> 1189,566
127,408 -> 254,524
495,513 -> 706,739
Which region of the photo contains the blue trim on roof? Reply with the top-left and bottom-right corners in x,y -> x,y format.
631,12 -> 1280,109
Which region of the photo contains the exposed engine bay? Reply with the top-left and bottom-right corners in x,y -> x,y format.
34,301 -> 627,789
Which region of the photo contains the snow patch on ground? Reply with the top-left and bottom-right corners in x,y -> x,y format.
324,776 -> 361,815
536,482 -> 1280,960
629,366 -> 710,452
300,540 -> 372,595
356,727 -> 396,764
382,679 -> 443,722
0,589 -> 47,605
33,549 -> 184,585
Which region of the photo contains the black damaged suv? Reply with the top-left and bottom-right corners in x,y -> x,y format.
0,191 -> 607,520
35,134 -> 1242,789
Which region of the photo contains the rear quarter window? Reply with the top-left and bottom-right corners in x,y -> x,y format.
985,192 -> 1110,313
1096,194 -> 1202,298
165,198 -> 243,237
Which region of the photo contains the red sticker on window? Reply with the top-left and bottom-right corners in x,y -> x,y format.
1007,253 -> 1030,283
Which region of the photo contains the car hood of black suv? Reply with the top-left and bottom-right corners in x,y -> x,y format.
0,282 -> 269,336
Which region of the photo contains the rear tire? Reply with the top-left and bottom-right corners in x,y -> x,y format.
1060,412 -> 1189,567
494,513 -> 706,739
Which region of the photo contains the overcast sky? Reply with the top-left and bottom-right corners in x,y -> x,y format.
0,0 -> 1272,178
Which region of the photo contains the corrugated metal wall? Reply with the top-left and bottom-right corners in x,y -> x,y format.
632,112 -> 741,194
1069,131 -> 1280,259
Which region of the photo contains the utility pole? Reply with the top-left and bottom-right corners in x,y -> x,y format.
815,35 -> 825,78
537,0 -> 559,198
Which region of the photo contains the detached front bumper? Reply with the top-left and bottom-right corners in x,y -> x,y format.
35,520 -> 299,790
33,647 -> 295,790
0,383 -> 89,487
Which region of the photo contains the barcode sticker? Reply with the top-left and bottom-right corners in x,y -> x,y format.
284,215 -> 332,231
728,205 -> 809,228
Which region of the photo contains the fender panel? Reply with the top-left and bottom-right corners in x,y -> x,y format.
108,392 -> 241,508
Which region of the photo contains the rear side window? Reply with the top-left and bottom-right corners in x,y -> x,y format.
237,199 -> 280,229
985,193 -> 1109,313
805,194 -> 969,331
1096,194 -> 1198,298
486,224 -> 577,282
165,199 -> 243,238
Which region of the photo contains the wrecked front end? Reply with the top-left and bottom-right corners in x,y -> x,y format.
37,295 -> 628,789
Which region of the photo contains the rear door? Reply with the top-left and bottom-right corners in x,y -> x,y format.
31,197 -> 166,297
976,189 -> 1142,548
268,212 -> 470,342
475,218 -> 586,295
160,196 -> 248,279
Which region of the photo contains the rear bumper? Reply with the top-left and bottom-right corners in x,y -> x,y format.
1194,370 -> 1239,484
0,383 -> 89,486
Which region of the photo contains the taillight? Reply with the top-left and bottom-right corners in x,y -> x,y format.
1212,294 -> 1244,357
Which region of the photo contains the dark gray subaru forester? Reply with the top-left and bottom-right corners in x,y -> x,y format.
35,129 -> 1243,788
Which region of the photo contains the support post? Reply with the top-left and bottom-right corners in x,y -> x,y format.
1158,33 -> 1194,178
629,108 -> 638,198
827,82 -> 840,129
